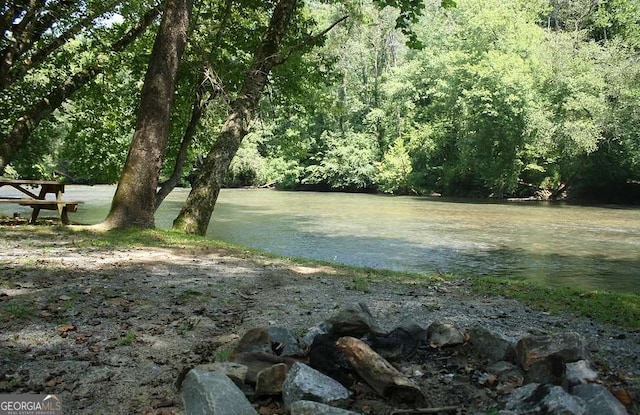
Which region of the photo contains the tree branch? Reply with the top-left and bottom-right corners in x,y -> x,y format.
0,5 -> 161,172
276,15 -> 348,65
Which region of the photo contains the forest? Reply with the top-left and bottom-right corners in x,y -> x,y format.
2,0 -> 640,208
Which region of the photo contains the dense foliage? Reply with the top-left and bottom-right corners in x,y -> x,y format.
3,0 -> 640,202
236,0 -> 640,201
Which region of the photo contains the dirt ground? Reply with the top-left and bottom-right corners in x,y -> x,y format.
0,223 -> 638,414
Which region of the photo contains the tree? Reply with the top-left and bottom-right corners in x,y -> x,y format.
154,0 -> 236,209
253,3 -> 414,192
172,0 -> 302,235
0,1 -> 161,174
101,0 -> 192,229
376,136 -> 412,193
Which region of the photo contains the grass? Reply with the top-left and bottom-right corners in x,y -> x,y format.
118,331 -> 137,346
178,288 -> 206,304
471,276 -> 640,329
347,275 -> 371,292
2,224 -> 639,329
68,227 -> 241,252
214,346 -> 234,362
0,300 -> 38,323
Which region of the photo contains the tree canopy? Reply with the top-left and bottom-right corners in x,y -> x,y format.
2,0 -> 640,215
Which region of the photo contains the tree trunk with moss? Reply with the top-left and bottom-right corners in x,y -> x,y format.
172,0 -> 298,235
102,0 -> 191,229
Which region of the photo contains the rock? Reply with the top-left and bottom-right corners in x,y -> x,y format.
289,400 -> 361,415
426,321 -> 465,347
487,360 -> 524,395
367,323 -> 427,361
255,363 -> 288,396
572,384 -> 629,415
327,303 -> 383,337
182,368 -> 258,415
523,354 -> 567,386
282,362 -> 352,411
515,332 -> 590,370
300,323 -> 331,350
469,324 -> 517,362
268,326 -> 305,356
236,327 -> 271,354
487,361 -> 524,384
233,352 -> 297,384
399,321 -> 429,339
488,361 -> 521,376
505,383 -> 586,415
566,360 -> 598,386
195,362 -> 249,385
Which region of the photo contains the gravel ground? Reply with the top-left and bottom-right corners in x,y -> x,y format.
0,224 -> 638,414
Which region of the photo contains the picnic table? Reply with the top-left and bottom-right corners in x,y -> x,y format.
0,178 -> 83,224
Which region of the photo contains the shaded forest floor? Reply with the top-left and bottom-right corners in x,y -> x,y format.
0,220 -> 638,414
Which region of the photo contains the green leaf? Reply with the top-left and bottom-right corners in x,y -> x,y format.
441,0 -> 457,8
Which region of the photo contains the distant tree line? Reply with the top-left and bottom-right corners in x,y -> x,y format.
235,0 -> 640,203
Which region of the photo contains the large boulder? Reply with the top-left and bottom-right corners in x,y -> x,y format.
235,327 -> 271,354
566,360 -> 598,386
572,384 -> 629,415
367,322 -> 427,361
469,324 -> 517,363
327,303 -> 383,337
255,363 -> 288,396
515,332 -> 590,370
426,321 -> 465,347
194,362 -> 249,386
268,326 -> 305,356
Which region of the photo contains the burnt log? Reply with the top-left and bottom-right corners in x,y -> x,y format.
335,336 -> 424,403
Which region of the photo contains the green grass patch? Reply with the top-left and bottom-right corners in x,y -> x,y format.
117,331 -> 137,346
471,276 -> 640,329
0,300 -> 37,322
214,346 -> 234,362
71,227 -> 240,251
178,288 -> 206,302
346,275 -> 371,292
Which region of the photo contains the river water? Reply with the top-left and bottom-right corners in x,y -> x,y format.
2,185 -> 639,293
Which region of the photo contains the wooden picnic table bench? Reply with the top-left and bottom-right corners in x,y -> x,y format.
0,178 -> 83,224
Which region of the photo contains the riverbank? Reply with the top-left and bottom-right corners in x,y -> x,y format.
0,223 -> 638,414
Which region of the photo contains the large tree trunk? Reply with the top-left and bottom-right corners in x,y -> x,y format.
0,6 -> 161,173
172,0 -> 298,235
102,0 -> 192,229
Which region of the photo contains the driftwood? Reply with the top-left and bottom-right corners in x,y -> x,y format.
335,336 -> 424,403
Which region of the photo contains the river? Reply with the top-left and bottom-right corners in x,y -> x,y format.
2,185 -> 639,293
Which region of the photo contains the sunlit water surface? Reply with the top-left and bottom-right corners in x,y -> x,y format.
2,185 -> 638,293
